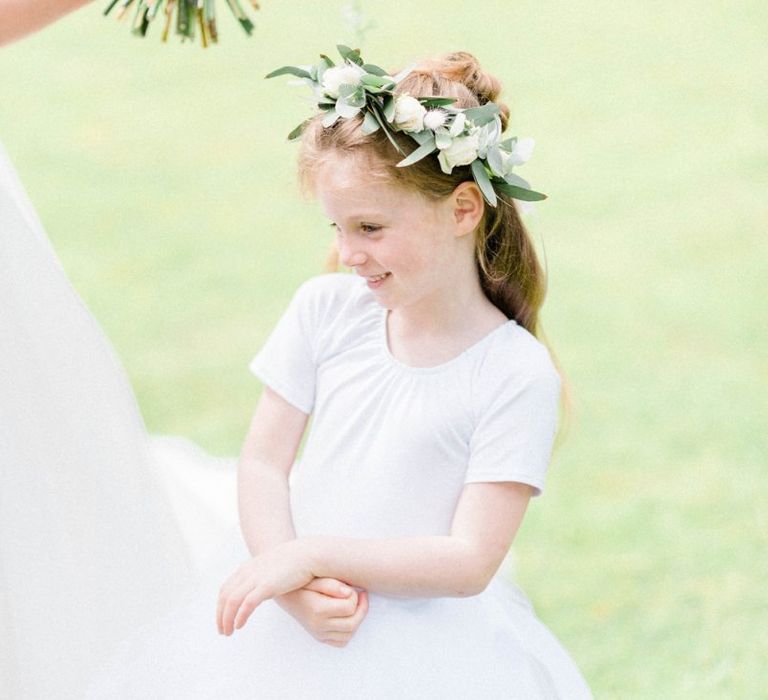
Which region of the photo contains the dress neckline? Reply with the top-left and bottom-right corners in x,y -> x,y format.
379,306 -> 516,374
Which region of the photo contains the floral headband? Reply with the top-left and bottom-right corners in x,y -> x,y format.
266,45 -> 546,208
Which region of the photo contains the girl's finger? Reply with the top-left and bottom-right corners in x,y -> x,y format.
326,590 -> 369,630
221,595 -> 244,636
216,571 -> 241,632
304,577 -> 354,598
216,579 -> 239,633
233,587 -> 267,630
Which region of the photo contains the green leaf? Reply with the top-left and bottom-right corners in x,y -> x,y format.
338,84 -> 366,107
471,160 -> 498,207
409,129 -> 434,146
383,96 -> 396,123
322,110 -> 341,128
462,103 -> 500,126
493,181 -> 547,201
319,54 -> 335,68
361,74 -> 392,88
419,97 -> 457,107
435,130 -> 452,150
287,121 -> 307,140
337,44 -> 363,65
361,111 -> 381,135
396,136 -> 438,167
485,147 -> 505,177
265,65 -> 312,80
499,137 -> 517,151
504,172 -> 531,189
362,63 -> 388,76
369,104 -> 405,154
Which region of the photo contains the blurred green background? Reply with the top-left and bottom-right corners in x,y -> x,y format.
1,1 -> 765,696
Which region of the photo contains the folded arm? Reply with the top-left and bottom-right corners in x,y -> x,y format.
300,480 -> 533,598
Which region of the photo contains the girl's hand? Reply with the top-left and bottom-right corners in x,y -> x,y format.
275,578 -> 370,648
216,540 -> 314,636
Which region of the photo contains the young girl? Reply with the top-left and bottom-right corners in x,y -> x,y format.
83,49 -> 593,698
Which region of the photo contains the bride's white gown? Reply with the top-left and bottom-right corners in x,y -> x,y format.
0,141 -> 593,699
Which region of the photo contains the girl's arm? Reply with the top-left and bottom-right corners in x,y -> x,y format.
218,477 -> 531,634
300,480 -> 533,597
237,386 -> 307,555
0,0 -> 93,46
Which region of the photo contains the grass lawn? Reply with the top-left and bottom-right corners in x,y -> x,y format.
1,1 -> 765,695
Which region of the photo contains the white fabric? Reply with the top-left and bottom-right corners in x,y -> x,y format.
85,273 -> 591,698
0,141 -> 200,699
1,139 -> 592,698
250,272 -> 560,514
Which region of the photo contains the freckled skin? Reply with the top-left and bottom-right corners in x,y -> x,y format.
315,152 -> 476,322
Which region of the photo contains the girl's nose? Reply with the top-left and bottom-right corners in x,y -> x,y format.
338,239 -> 367,268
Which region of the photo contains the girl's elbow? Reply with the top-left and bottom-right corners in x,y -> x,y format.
453,570 -> 490,597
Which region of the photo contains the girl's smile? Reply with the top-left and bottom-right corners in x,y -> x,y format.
316,152 -> 473,320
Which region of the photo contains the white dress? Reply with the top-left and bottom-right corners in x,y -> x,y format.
85,273 -> 593,699
0,142 -> 593,699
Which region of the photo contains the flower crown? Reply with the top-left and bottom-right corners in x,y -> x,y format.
266,45 -> 546,208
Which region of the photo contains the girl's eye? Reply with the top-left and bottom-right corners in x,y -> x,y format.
328,223 -> 381,235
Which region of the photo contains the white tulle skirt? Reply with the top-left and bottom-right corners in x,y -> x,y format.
0,141 -> 592,699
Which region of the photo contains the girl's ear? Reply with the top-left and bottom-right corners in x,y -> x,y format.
451,181 -> 485,237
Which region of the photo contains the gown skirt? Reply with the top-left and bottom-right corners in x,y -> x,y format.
0,141 -> 593,699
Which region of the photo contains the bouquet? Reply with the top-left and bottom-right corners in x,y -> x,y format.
103,0 -> 260,46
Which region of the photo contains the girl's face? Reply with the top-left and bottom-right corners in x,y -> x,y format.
315,152 -> 474,312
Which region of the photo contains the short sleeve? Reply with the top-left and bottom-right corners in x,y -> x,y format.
248,281 -> 319,415
465,350 -> 561,498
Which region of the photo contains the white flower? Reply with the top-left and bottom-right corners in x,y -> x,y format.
476,117 -> 502,159
393,95 -> 427,132
510,137 -> 535,166
321,64 -> 364,99
436,132 -> 480,174
423,109 -> 447,131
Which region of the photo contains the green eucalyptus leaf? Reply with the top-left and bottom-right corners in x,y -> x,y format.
408,129 -> 434,146
337,44 -> 363,65
319,54 -> 335,68
494,181 -> 547,201
322,109 -> 341,128
370,105 -> 405,154
396,136 -> 437,167
462,103 -> 500,126
361,74 -> 391,88
499,137 -> 517,152
362,63 -> 388,76
471,160 -> 498,207
287,120 -> 307,140
486,147 -> 505,177
361,111 -> 381,135
383,96 -> 396,122
503,172 -> 531,189
418,97 -> 457,107
265,65 -> 312,80
435,130 -> 453,150
338,84 -> 366,107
